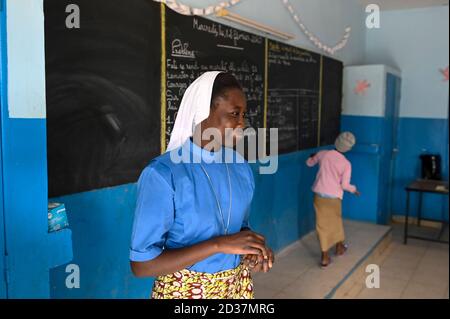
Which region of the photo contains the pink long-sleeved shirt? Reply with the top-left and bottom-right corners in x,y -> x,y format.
306,150 -> 356,200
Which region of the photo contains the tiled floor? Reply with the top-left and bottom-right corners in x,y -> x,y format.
355,223 -> 449,299
252,220 -> 449,299
252,220 -> 391,299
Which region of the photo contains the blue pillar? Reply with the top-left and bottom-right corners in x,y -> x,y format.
0,0 -> 49,298
0,4 -> 6,295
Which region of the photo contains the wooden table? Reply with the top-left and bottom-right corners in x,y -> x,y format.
404,179 -> 449,245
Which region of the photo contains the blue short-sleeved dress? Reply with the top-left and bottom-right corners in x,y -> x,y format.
130,138 -> 255,274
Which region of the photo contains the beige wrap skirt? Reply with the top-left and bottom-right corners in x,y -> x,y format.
313,194 -> 345,252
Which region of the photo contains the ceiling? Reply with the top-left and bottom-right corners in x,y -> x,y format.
357,0 -> 449,11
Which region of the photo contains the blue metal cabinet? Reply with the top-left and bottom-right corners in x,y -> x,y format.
341,65 -> 402,225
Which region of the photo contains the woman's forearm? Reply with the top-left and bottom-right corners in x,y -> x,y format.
131,230 -> 272,278
131,237 -> 222,278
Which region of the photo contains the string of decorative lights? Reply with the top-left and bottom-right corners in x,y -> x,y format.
153,0 -> 242,16
280,0 -> 351,55
154,0 -> 351,55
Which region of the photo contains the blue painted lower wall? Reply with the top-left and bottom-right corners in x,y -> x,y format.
392,117 -> 449,221
342,115 -> 449,223
249,151 -> 320,253
1,119 -> 49,298
49,149 -> 323,298
341,115 -> 385,224
342,146 -> 381,223
1,3 -> 8,298
1,0 -> 73,299
49,184 -> 152,299
51,115 -> 450,298
341,115 -> 384,146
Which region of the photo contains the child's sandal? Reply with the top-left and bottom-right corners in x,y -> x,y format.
320,259 -> 332,269
336,244 -> 349,257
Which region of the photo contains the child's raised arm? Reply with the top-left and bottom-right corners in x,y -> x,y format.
306,151 -> 322,167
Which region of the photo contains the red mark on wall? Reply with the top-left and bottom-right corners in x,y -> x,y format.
354,80 -> 371,95
440,67 -> 449,82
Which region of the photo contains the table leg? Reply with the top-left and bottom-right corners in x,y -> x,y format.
404,191 -> 410,245
417,192 -> 423,227
438,222 -> 447,241
438,196 -> 446,241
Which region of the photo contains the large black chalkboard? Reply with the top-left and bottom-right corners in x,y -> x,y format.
45,0 -> 161,197
320,56 -> 343,146
267,40 -> 321,154
164,9 -> 265,149
45,1 -> 343,197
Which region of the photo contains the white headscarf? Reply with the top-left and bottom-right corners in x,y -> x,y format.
335,132 -> 356,153
166,71 -> 223,152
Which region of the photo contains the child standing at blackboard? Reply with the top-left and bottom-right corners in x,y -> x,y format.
129,72 -> 274,299
306,132 -> 360,268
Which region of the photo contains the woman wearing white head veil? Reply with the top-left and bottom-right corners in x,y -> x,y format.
130,72 -> 274,299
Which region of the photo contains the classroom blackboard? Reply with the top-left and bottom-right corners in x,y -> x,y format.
267,40 -> 321,154
320,56 -> 343,146
45,0 -> 161,197
45,1 -> 344,196
164,9 -> 265,149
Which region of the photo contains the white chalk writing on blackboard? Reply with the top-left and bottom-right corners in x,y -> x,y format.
217,44 -> 244,51
268,42 -> 318,66
171,39 -> 196,59
166,57 -> 264,144
267,88 -> 320,150
193,18 -> 263,46
269,52 -> 317,66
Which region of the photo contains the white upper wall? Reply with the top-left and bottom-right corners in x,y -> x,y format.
357,0 -> 449,11
343,65 -> 392,117
5,1 -> 448,120
179,0 -> 367,66
7,0 -> 46,119
3,0 -> 367,119
365,6 -> 449,119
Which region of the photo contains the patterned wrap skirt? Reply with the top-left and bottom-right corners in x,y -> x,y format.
151,263 -> 254,299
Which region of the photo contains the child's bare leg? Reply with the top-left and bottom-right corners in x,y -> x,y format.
321,251 -> 330,266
